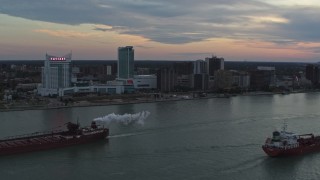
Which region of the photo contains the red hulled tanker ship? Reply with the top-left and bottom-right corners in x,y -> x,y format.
0,121 -> 108,155
262,124 -> 320,157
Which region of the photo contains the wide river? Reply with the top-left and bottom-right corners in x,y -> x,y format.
2,93 -> 320,180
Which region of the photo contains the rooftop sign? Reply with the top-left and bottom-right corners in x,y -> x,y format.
50,57 -> 66,61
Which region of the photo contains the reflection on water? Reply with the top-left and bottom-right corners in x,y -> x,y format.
262,156 -> 305,179
1,93 -> 320,180
41,109 -> 73,130
117,103 -> 135,115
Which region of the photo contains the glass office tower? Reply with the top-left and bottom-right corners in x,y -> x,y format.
118,46 -> 134,79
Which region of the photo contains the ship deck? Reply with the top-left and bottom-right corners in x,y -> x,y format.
0,134 -> 64,149
0,127 -> 107,149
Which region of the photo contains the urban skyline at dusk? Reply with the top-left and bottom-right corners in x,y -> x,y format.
1,0 -> 320,62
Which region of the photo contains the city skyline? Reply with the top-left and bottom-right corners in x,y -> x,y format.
1,1 -> 320,62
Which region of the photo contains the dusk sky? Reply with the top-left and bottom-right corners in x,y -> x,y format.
1,0 -> 320,61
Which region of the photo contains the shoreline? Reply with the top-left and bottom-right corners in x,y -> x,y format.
0,97 -> 198,112
0,90 -> 318,112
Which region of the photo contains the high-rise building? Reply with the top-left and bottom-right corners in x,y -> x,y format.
306,64 -> 320,85
193,59 -> 207,74
118,46 -> 134,79
157,67 -> 176,92
174,62 -> 193,75
38,53 -> 72,96
193,74 -> 209,91
205,55 -> 224,76
192,60 -> 208,91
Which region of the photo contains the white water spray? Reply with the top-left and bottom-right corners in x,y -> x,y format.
93,111 -> 151,125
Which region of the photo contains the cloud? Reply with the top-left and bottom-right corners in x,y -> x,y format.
171,52 -> 214,57
135,45 -> 154,49
280,8 -> 320,41
34,29 -> 96,38
0,0 -> 320,45
93,24 -> 113,32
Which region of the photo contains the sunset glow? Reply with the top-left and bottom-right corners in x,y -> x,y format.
0,0 -> 319,61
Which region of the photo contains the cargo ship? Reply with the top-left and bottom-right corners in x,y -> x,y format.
262,124 -> 320,157
0,121 -> 108,155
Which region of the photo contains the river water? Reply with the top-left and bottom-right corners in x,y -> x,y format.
1,93 -> 320,180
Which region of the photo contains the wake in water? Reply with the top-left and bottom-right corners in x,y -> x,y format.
93,111 -> 151,126
108,132 -> 145,139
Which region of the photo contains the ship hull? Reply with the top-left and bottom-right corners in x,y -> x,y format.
262,144 -> 320,157
0,129 -> 108,156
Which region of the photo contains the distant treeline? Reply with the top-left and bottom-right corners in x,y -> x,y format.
0,60 -> 313,73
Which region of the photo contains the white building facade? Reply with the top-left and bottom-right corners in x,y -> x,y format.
38,53 -> 72,96
193,59 -> 207,74
134,75 -> 157,90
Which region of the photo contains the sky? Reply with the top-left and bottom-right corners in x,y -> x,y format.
0,0 -> 320,62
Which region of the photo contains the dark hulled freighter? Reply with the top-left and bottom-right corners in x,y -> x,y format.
0,121 -> 108,155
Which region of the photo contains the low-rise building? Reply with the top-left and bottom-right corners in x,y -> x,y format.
134,75 -> 157,90
231,71 -> 250,90
214,70 -> 233,90
250,66 -> 276,91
